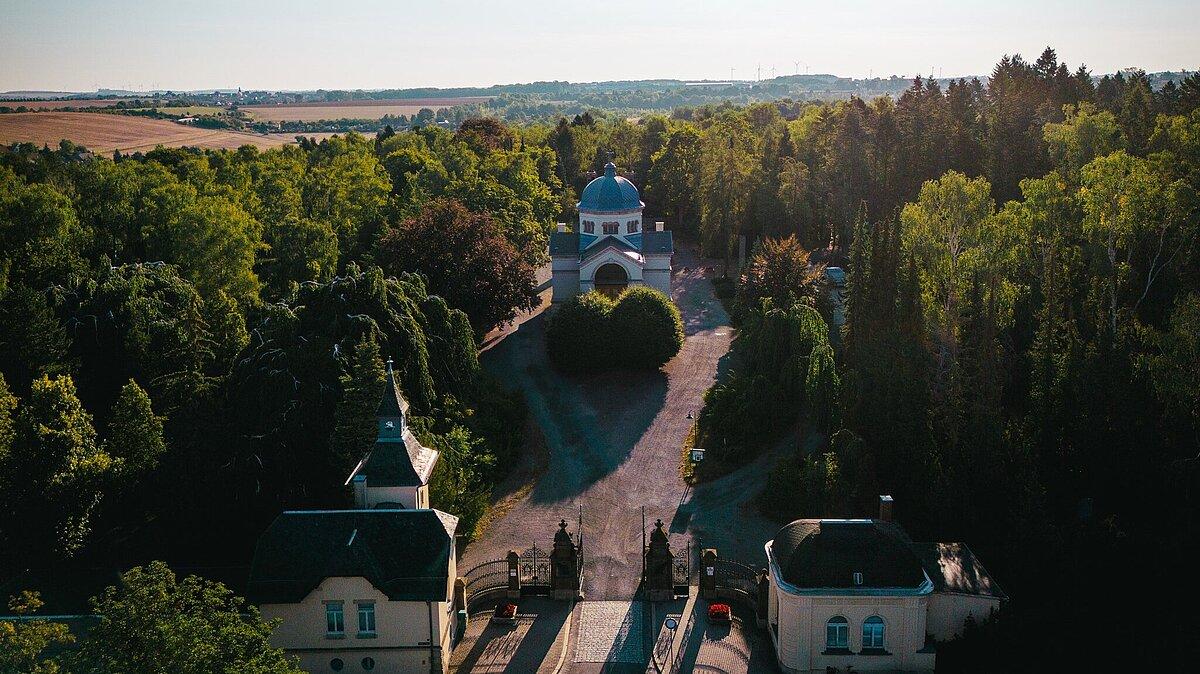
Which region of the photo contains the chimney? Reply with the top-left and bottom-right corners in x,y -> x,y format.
557,222 -> 567,233
655,221 -> 665,232
353,475 -> 368,509
878,495 -> 894,523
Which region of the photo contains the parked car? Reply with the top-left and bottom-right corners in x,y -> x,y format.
708,602 -> 731,624
492,602 -> 518,624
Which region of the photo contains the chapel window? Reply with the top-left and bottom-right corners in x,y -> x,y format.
627,220 -> 639,233
583,221 -> 595,234
603,222 -> 619,234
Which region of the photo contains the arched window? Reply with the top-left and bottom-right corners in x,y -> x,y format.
862,616 -> 885,650
825,616 -> 849,650
627,219 -> 639,233
583,221 -> 595,234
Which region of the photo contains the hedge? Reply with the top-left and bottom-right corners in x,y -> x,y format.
545,287 -> 683,372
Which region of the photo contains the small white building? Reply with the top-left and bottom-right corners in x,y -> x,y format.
549,162 -> 673,300
345,360 -> 438,510
764,497 -> 1004,672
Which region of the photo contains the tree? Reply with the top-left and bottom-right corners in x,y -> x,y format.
0,591 -> 74,674
700,119 -> 755,272
544,292 -> 614,373
1043,103 -> 1123,180
648,126 -> 703,232
737,235 -> 830,320
609,287 -> 684,369
456,117 -> 517,154
146,195 -> 263,306
378,198 -> 538,335
70,561 -> 301,674
105,379 -> 166,478
1,375 -> 113,568
329,336 -> 386,472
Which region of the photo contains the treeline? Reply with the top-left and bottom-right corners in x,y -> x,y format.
0,119 -> 562,581
672,51 -> 1199,669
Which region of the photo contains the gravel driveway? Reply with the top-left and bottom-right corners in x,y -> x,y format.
463,243 -> 779,600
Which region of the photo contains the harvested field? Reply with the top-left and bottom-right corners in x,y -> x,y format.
0,112 -> 291,153
242,96 -> 489,121
0,98 -> 137,109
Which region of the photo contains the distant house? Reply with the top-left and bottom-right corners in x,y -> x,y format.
549,162 -> 673,301
247,360 -> 457,673
764,496 -> 1004,672
247,509 -> 459,673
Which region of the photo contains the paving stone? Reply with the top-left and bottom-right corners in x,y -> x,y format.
574,601 -> 644,663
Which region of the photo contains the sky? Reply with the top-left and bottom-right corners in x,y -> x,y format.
2,0 -> 1198,92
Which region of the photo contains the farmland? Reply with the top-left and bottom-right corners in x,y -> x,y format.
0,98 -> 137,109
0,112 -> 293,152
241,96 -> 489,121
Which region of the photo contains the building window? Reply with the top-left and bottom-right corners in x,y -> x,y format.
627,220 -> 639,233
357,601 -> 376,635
825,616 -> 849,650
361,657 -> 375,671
330,658 -> 344,671
603,221 -> 619,234
583,221 -> 595,234
863,616 -> 886,650
325,601 -> 345,636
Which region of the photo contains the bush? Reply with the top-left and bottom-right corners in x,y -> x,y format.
610,286 -> 685,369
545,287 -> 683,372
545,292 -> 614,372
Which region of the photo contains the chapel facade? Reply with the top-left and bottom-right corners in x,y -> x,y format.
549,162 -> 673,301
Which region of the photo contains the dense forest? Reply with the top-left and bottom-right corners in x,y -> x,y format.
1,47 -> 1198,668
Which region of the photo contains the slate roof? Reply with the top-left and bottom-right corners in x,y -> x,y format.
770,519 -> 928,590
581,236 -> 642,263
578,162 -> 644,213
377,361 -> 410,417
549,231 -> 579,256
346,429 -> 437,488
641,230 -> 674,255
246,509 -> 457,604
912,542 -> 1007,599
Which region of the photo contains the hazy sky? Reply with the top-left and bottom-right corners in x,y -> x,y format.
2,0 -> 1197,92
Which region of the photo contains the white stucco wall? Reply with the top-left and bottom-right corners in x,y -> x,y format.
771,589 -> 934,672
358,484 -> 425,510
926,592 -> 1001,640
261,575 -> 456,673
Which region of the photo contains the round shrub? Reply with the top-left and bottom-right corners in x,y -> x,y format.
544,291 -> 614,372
610,286 -> 684,369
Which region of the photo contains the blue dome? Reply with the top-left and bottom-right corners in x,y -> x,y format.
578,162 -> 643,213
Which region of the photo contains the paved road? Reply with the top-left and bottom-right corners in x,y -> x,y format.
463,243 -> 753,600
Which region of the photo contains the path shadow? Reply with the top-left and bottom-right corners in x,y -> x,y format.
483,311 -> 669,504
452,599 -> 569,673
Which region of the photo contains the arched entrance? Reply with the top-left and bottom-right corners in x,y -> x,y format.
594,263 -> 629,299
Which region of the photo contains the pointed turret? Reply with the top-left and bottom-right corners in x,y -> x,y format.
345,357 -> 439,509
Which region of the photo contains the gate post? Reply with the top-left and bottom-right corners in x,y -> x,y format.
506,550 -> 521,598
700,549 -> 718,599
756,568 -> 769,627
645,519 -> 674,602
550,519 -> 581,600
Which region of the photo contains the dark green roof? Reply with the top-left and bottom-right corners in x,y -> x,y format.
912,542 -> 1007,599
378,362 -> 410,418
641,230 -> 673,255
580,236 -> 640,262
246,509 -> 457,604
346,429 -> 437,487
549,231 -> 579,256
771,519 -> 928,589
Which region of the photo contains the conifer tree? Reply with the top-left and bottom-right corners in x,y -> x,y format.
329,336 -> 386,473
